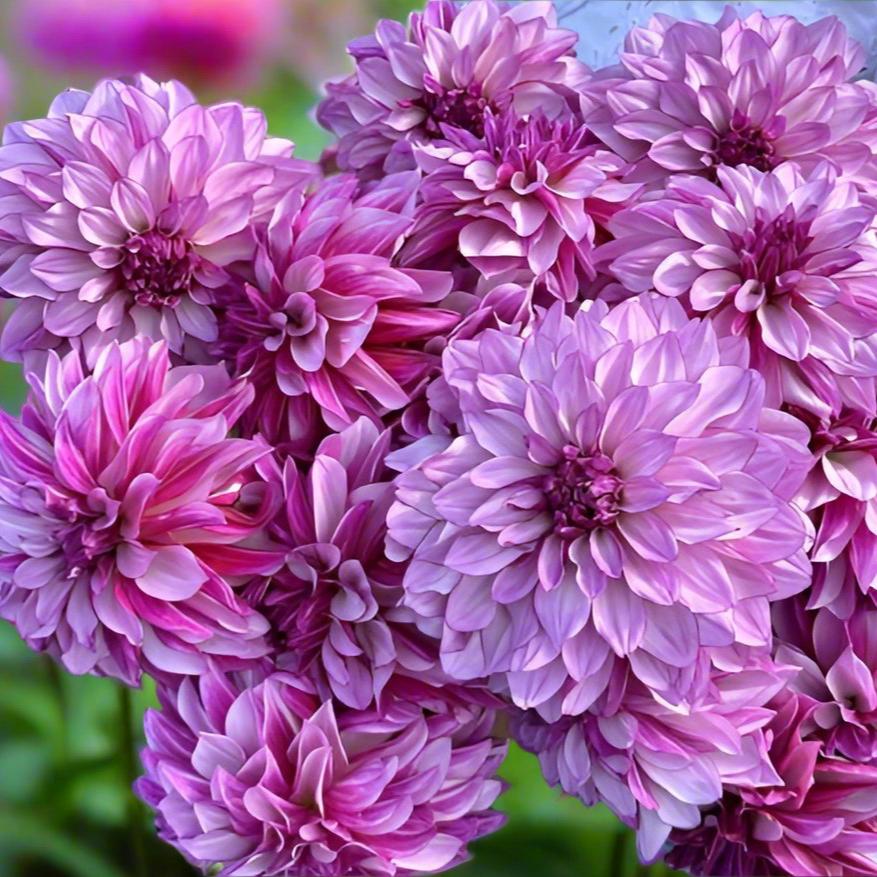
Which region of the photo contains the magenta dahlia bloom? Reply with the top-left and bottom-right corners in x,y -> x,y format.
0,338 -> 281,685
217,172 -> 457,452
516,656 -> 786,862
602,162 -> 877,413
0,75 -> 314,366
584,8 -> 874,182
316,0 -> 586,177
401,109 -> 634,302
775,595 -> 877,764
136,669 -> 506,876
387,294 -> 812,716
667,692 -> 877,877
247,418 -> 440,709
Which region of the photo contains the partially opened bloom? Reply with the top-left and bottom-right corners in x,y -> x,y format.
602,162 -> 877,413
583,8 -> 875,183
402,109 -> 634,302
317,0 -> 586,177
516,657 -> 786,863
136,669 -> 506,876
387,294 -> 811,716
667,692 -> 877,877
0,337 -> 281,685
247,418 -> 440,709
0,75 -> 314,366
775,595 -> 877,763
217,172 -> 457,452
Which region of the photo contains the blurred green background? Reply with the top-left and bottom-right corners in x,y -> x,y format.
0,1 -> 682,874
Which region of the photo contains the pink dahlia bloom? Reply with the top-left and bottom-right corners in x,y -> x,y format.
136,669 -> 506,876
0,75 -> 315,367
316,0 -> 586,177
583,8 -> 875,182
401,109 -> 635,302
516,657 -> 786,862
0,338 -> 281,685
775,595 -> 877,764
602,162 -> 877,413
247,419 -> 441,709
667,692 -> 877,877
217,172 -> 457,453
387,294 -> 812,716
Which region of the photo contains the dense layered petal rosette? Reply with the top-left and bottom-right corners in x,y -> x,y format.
583,7 -> 876,183
136,669 -> 507,876
667,692 -> 877,877
0,74 -> 315,365
775,595 -> 877,763
217,171 -> 458,452
387,294 -> 811,717
0,337 -> 281,685
602,162 -> 877,412
247,419 -> 441,709
401,109 -> 635,302
316,0 -> 586,177
516,658 -> 785,863
794,402 -> 877,615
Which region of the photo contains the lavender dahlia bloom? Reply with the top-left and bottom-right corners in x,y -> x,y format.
602,162 -> 877,413
217,172 -> 457,452
667,692 -> 877,877
317,0 -> 586,177
516,657 -> 786,862
247,419 -> 440,710
387,295 -> 812,716
136,669 -> 506,876
583,8 -> 875,182
0,75 -> 314,366
402,109 -> 635,302
0,338 -> 281,685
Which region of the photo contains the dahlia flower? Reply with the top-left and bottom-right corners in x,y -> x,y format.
316,0 -> 587,177
136,669 -> 506,876
775,595 -> 877,763
583,7 -> 876,182
247,418 -> 440,709
602,162 -> 877,413
0,75 -> 314,366
667,692 -> 877,877
402,109 -> 635,302
0,337 -> 281,685
387,294 -> 812,716
516,655 -> 786,862
217,172 -> 457,452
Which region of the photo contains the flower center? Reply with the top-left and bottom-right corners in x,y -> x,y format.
406,84 -> 491,138
737,206 -> 813,297
714,111 -> 777,172
544,446 -> 623,539
46,491 -> 121,579
119,230 -> 198,308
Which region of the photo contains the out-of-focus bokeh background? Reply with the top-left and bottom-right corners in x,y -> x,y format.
0,2 -> 682,874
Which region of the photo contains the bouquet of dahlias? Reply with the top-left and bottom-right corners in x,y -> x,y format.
2,2 -> 877,875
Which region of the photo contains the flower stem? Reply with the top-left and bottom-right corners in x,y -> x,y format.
117,685 -> 148,877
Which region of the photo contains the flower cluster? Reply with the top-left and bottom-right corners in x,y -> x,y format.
1,2 -> 877,876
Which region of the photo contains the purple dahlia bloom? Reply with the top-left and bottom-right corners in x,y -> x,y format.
401,109 -> 635,302
316,0 -> 586,177
775,595 -> 877,764
0,74 -> 315,367
136,669 -> 507,876
602,162 -> 877,413
0,337 -> 282,685
583,8 -> 875,183
387,294 -> 812,716
217,171 -> 458,454
247,418 -> 441,710
667,692 -> 877,877
516,656 -> 786,862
